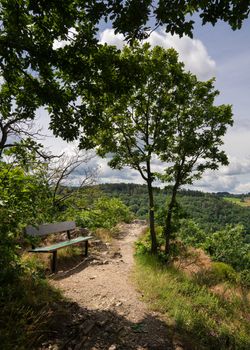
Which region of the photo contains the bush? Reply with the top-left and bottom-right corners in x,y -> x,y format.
178,219 -> 206,247
76,197 -> 133,230
210,262 -> 237,284
204,225 -> 250,272
0,162 -> 51,284
239,270 -> 250,288
135,226 -> 164,255
195,262 -> 238,287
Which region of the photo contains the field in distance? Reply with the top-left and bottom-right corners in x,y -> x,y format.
225,196 -> 250,207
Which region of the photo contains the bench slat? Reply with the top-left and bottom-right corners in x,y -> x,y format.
26,221 -> 76,236
29,236 -> 93,252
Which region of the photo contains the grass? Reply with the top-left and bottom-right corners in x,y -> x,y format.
1,247 -> 87,349
134,253 -> 250,350
22,245 -> 88,272
224,197 -> 250,207
0,272 -> 65,350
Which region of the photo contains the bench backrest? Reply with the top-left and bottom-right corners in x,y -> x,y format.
26,221 -> 76,237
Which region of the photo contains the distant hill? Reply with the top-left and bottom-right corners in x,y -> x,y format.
98,183 -> 250,243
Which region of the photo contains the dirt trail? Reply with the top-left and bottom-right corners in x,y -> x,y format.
50,222 -> 183,350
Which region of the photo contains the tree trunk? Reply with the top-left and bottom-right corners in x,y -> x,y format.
147,179 -> 157,254
0,126 -> 7,158
164,182 -> 179,256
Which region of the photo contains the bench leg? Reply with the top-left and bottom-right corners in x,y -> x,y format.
51,251 -> 57,273
84,240 -> 88,256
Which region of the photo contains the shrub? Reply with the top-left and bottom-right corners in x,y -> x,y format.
0,162 -> 51,284
204,225 -> 250,272
178,219 -> 206,247
239,270 -> 250,288
210,262 -> 237,284
76,197 -> 133,230
195,262 -> 238,287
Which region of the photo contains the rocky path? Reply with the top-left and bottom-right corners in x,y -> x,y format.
49,222 -> 183,350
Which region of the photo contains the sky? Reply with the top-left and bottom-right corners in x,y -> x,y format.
37,16 -> 250,194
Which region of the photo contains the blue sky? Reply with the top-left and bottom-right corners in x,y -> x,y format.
39,17 -> 250,194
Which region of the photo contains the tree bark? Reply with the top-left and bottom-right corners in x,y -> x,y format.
147,178 -> 157,254
164,182 -> 179,256
0,124 -> 8,158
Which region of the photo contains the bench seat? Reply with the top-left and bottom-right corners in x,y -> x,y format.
26,221 -> 93,273
29,236 -> 93,253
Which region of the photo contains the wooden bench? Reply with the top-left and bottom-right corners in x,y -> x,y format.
26,221 -> 93,273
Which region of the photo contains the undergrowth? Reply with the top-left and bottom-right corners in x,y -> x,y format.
134,253 -> 250,350
0,263 -> 65,349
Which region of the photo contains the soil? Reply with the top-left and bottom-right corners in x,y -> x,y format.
43,222 -> 188,350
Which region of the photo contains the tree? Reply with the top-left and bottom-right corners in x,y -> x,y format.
46,149 -> 97,210
78,43 -> 232,256
0,0 -> 100,148
0,76 -> 41,158
82,44 -> 184,254
0,1 -> 249,146
157,77 -> 233,254
94,0 -> 250,40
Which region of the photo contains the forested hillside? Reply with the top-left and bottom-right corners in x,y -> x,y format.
99,183 -> 250,242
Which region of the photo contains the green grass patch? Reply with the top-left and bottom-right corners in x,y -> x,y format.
57,245 -> 82,259
0,268 -> 65,349
224,197 -> 250,207
135,253 -> 250,350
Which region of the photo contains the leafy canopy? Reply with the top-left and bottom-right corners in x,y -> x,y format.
82,43 -> 233,186
0,1 -> 248,145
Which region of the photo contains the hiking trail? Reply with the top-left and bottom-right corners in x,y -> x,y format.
49,222 -> 184,350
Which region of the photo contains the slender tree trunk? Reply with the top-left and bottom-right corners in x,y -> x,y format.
164,182 -> 179,256
0,126 -> 7,158
147,178 -> 157,254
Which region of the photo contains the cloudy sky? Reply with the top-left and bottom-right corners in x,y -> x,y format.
38,17 -> 250,194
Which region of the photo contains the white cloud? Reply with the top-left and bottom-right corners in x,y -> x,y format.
192,171 -> 240,193
147,30 -> 216,80
220,158 -> 250,176
235,182 -> 250,194
53,28 -> 77,50
99,28 -> 216,80
37,30 -> 250,194
94,157 -> 143,184
36,106 -> 250,193
99,29 -> 125,50
188,155 -> 250,193
223,129 -> 250,158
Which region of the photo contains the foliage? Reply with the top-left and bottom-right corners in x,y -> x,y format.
175,219 -> 250,273
135,226 -> 164,255
135,253 -> 250,350
209,262 -> 238,284
0,0 -> 248,162
195,262 -> 238,287
178,193 -> 250,240
0,78 -> 41,157
0,161 -> 51,283
74,196 -> 133,230
99,183 -> 250,243
239,269 -> 250,288
178,219 -> 207,247
81,43 -> 232,255
204,225 -> 250,271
